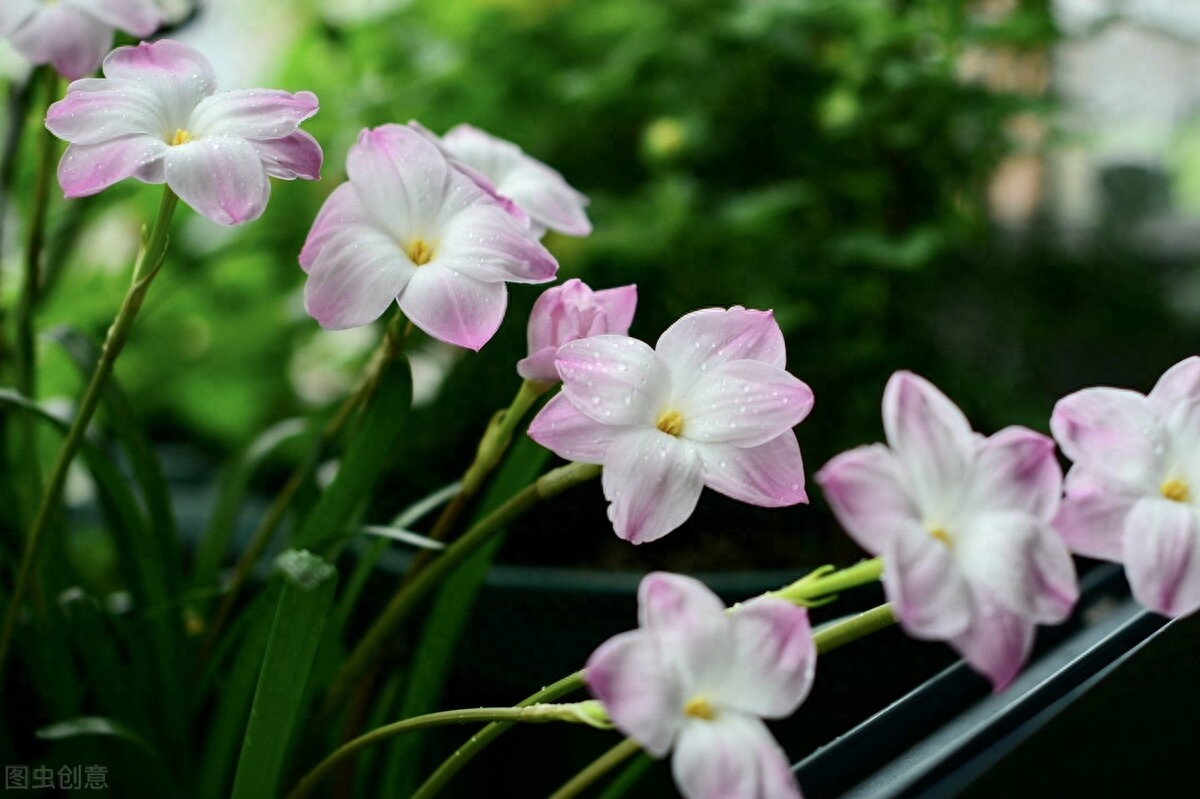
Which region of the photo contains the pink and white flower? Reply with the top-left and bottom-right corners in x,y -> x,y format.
516,279 -> 637,384
439,124 -> 592,238
816,371 -> 1078,690
44,39 -> 322,226
300,124 -> 558,350
1052,356 -> 1200,618
1,0 -> 160,80
527,307 -> 812,544
587,572 -> 814,799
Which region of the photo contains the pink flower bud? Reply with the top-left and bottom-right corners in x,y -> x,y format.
516,279 -> 637,384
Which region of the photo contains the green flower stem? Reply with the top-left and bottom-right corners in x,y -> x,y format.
286,701 -> 605,799
767,557 -> 884,606
317,461 -> 601,726
0,186 -> 179,679
411,671 -> 586,799
0,72 -> 38,371
550,738 -> 642,799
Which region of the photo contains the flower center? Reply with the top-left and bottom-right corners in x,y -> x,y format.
407,238 -> 433,266
1161,478 -> 1189,503
655,409 -> 684,437
683,696 -> 715,720
170,128 -> 192,146
928,526 -> 953,547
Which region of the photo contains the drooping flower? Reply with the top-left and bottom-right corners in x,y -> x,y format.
0,0 -> 160,80
1052,356 -> 1200,618
300,124 -> 558,350
816,371 -> 1078,690
516,278 -> 637,384
527,307 -> 812,544
588,572 -> 814,799
44,39 -> 322,226
438,124 -> 592,238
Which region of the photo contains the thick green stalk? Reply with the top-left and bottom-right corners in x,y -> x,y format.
0,187 -> 178,678
318,462 -> 600,724
549,738 -> 642,799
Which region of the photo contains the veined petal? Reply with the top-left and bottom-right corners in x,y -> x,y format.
715,598 -> 815,719
948,591 -> 1035,692
346,124 -> 458,236
57,137 -> 167,198
967,427 -> 1062,521
1050,387 -> 1163,493
9,6 -> 111,80
163,137 -> 270,225
884,520 -> 971,640
252,130 -> 323,181
882,371 -> 975,515
1054,469 -> 1134,562
680,360 -> 813,447
398,264 -> 507,351
303,227 -> 412,329
299,183 -> 374,272
1147,356 -> 1200,416
84,0 -> 160,36
585,629 -> 683,758
697,434 -> 807,508
656,308 -> 787,393
816,444 -> 916,555
189,88 -> 319,140
46,79 -> 163,144
603,429 -> 704,544
433,203 -> 558,283
672,714 -> 801,799
556,335 -> 672,428
1124,498 -> 1200,617
102,40 -> 217,114
526,393 -> 622,464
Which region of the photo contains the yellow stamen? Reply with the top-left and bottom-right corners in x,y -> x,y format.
683,697 -> 715,720
929,527 -> 953,547
170,128 -> 192,146
407,238 -> 433,266
656,409 -> 684,437
1161,478 -> 1189,503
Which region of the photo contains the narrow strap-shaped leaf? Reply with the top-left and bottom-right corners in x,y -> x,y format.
230,550 -> 338,799
292,355 -> 412,551
60,591 -> 151,736
36,716 -> 180,795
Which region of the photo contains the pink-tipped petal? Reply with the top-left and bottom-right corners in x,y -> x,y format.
435,203 -> 558,283
1054,469 -> 1133,561
299,183 -> 373,271
697,434 -> 807,508
586,630 -> 683,758
526,393 -> 621,464
816,444 -> 915,555
1124,498 -> 1200,617
717,599 -> 816,719
603,429 -> 704,544
398,265 -> 507,351
593,284 -> 638,335
1050,387 -> 1163,492
189,89 -> 319,141
968,426 -> 1062,521
303,228 -> 412,330
502,168 -> 592,236
102,39 -> 217,99
87,0 -> 161,36
346,124 -> 457,236
252,129 -> 323,181
882,372 -> 976,510
948,592 -> 1035,692
637,573 -> 730,681
672,714 -> 801,799
516,348 -> 560,384
163,137 -> 270,225
9,6 -> 112,80
556,336 -> 672,427
45,79 -> 162,144
57,137 -> 167,198
884,520 -> 972,640
656,308 -> 787,391
680,360 -> 813,447
1148,356 -> 1200,415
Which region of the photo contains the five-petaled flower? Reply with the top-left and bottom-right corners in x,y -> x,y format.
1,0 -> 160,80
816,371 -> 1078,690
1052,356 -> 1200,618
300,124 -> 559,350
517,279 -> 637,385
527,307 -> 812,544
44,39 -> 323,225
587,572 -> 814,799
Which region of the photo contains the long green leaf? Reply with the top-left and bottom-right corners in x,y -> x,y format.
60,590 -> 151,735
36,716 -> 179,795
230,550 -> 338,799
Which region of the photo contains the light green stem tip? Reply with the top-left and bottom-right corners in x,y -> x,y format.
275,549 -> 337,590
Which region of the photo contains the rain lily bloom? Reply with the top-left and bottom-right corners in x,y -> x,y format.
1052,356 -> 1200,618
516,279 -> 637,384
439,124 -> 592,238
44,39 -> 322,225
587,572 -> 814,799
300,124 -> 558,350
527,307 -> 812,544
816,371 -> 1078,690
1,0 -> 160,80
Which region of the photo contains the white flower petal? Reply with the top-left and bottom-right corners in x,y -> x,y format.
163,137 -> 271,225
602,429 -> 704,544
884,519 -> 972,640
556,335 -> 672,428
696,434 -> 807,508
303,227 -> 412,330
672,714 -> 801,799
680,359 -> 813,447
715,598 -> 815,719
655,308 -> 787,393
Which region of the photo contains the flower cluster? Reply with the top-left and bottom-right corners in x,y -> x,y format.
1,0 -> 160,79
